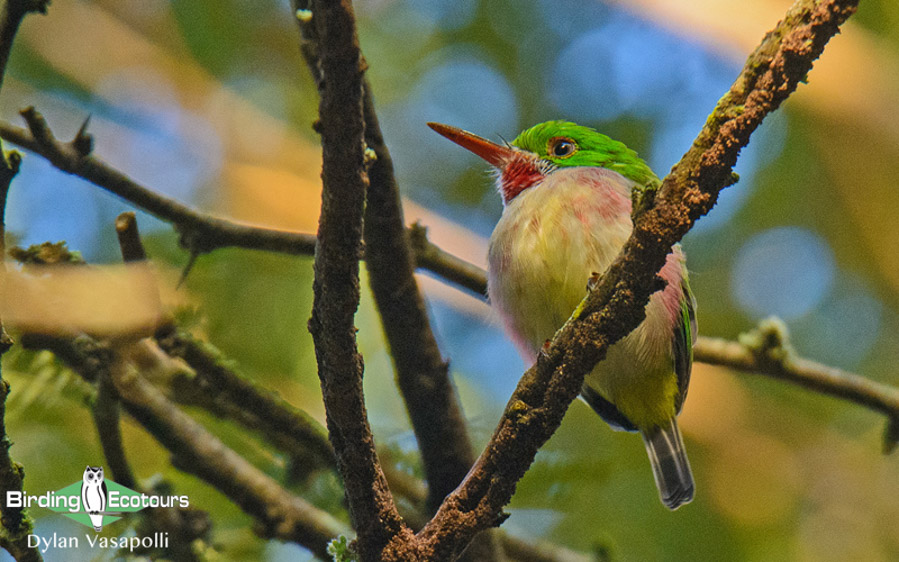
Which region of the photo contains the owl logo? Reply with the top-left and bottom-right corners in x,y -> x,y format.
81,466 -> 108,532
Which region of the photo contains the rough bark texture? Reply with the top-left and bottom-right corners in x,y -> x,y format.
304,0 -> 408,559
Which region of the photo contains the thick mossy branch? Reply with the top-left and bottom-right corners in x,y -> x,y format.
408,1 -> 861,558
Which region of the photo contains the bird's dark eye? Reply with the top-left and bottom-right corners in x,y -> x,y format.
549,138 -> 576,158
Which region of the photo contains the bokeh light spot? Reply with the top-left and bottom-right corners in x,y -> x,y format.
408,0 -> 477,30
94,68 -> 223,207
6,157 -> 101,256
731,227 -> 835,320
710,433 -> 802,526
381,54 -> 519,193
793,275 -> 883,369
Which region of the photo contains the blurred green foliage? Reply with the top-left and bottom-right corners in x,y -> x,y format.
2,0 -> 898,561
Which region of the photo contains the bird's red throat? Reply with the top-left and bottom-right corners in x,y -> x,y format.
500,154 -> 545,203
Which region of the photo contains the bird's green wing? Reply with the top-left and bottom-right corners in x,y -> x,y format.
673,268 -> 697,414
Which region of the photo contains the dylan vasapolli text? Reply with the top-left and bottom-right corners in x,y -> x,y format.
28,532 -> 169,554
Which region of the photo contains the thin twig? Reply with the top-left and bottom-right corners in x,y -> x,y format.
115,211 -> 148,263
115,211 -> 338,475
694,319 -> 899,453
109,351 -> 345,559
97,350 -> 209,561
154,323 -> 338,476
0,114 -> 488,295
19,334 -> 347,560
92,365 -> 136,488
6,108 -> 317,256
408,223 -> 487,296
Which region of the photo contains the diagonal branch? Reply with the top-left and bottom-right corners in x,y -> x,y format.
0,113 -> 488,295
4,108 -> 317,256
401,0 -> 862,558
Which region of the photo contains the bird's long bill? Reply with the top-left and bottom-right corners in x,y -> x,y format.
427,122 -> 515,168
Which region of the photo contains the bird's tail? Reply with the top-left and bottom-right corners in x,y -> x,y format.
641,418 -> 694,510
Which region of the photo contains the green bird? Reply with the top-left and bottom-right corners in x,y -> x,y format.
429,120 -> 697,509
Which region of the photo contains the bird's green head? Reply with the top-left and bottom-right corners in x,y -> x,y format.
428,120 -> 658,204
512,120 -> 657,186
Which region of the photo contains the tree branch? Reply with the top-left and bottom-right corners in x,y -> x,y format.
4,108 -> 317,256
92,364 -> 137,488
115,211 -> 338,476
694,319 -> 899,453
0,113 -> 489,295
19,333 -> 347,560
155,322 -> 339,475
94,348 -> 209,561
0,2 -> 48,560
360,69 -> 478,520
407,223 -> 487,296
304,0 -> 409,559
0,0 -> 47,94
293,0 -> 477,519
401,0 -> 862,558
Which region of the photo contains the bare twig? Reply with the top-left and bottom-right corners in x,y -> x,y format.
115,211 -> 338,475
694,320 -> 899,453
0,114 -> 489,296
92,365 -> 137,488
115,211 -> 148,263
5,108 -> 317,256
109,352 -> 346,559
96,350 -> 208,561
19,334 -> 347,560
154,323 -> 338,475
304,0 -> 409,558
408,223 -> 487,296
501,536 -> 592,562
